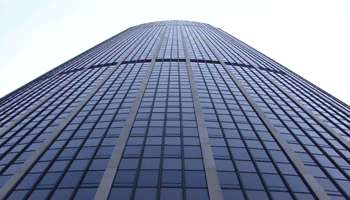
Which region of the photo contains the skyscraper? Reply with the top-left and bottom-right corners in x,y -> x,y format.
0,20 -> 349,200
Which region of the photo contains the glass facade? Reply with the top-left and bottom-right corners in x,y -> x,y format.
0,20 -> 349,200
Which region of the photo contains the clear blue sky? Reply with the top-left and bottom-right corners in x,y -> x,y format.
1,0 -> 349,105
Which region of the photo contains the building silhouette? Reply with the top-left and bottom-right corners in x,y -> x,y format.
0,20 -> 349,200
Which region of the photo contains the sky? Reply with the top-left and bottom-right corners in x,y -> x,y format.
0,0 -> 349,105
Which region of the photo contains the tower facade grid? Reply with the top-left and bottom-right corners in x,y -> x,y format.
0,20 -> 349,200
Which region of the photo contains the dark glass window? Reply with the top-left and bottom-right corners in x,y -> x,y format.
240,173 -> 264,190
28,190 -> 51,200
160,188 -> 182,200
236,160 -> 256,172
186,189 -> 209,200
217,171 -> 239,188
7,191 -> 27,200
38,172 -> 61,188
222,189 -> 245,200
74,188 -> 98,200
119,159 -> 139,170
162,171 -> 182,187
246,190 -> 269,200
271,192 -> 293,200
185,159 -> 204,170
164,146 -> 181,157
108,188 -> 132,200
185,171 -> 206,187
184,146 -> 202,158
262,174 -> 286,190
51,189 -> 74,200
143,146 -> 161,157
230,148 -> 250,160
58,171 -> 83,188
114,170 -> 136,187
285,175 -> 310,193
140,158 -> 160,169
16,173 -> 41,189
124,146 -> 142,157
137,170 -> 159,187
163,158 -> 182,170
30,162 -> 50,173
89,159 -> 109,170
76,147 -> 96,159
134,188 -> 157,200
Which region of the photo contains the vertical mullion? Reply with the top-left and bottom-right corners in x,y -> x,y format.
180,23 -> 223,200
93,24 -> 168,200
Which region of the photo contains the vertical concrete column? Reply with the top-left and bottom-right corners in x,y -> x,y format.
94,25 -> 168,200
195,28 -> 331,200
180,24 -> 223,200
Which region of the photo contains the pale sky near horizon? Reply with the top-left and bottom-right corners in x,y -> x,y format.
0,0 -> 349,105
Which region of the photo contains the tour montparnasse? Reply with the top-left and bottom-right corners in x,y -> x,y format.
0,20 -> 349,200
